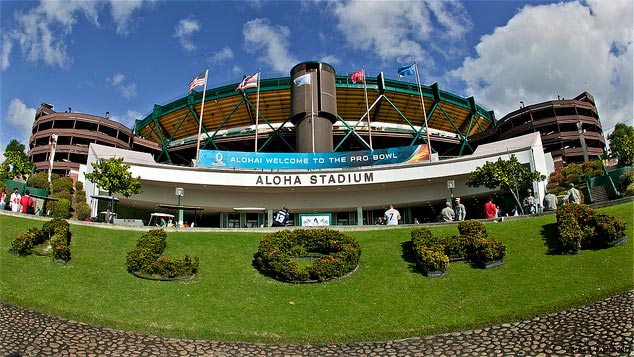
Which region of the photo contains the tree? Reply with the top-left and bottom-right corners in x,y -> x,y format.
608,123 -> 634,167
466,155 -> 546,215
2,139 -> 33,180
85,157 -> 143,197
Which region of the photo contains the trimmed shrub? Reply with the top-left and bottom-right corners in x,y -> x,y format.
126,229 -> 199,279
555,203 -> 627,252
11,228 -> 43,256
253,228 -> 361,283
410,223 -> 506,274
466,237 -> 506,267
52,177 -> 74,195
618,170 -> 634,196
75,201 -> 91,221
11,219 -> 72,262
458,220 -> 487,238
27,171 -> 50,190
50,198 -> 71,219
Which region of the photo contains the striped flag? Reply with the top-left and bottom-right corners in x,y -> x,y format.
188,71 -> 207,92
350,69 -> 364,84
236,72 -> 259,91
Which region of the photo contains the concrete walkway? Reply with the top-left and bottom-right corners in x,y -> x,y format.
1,291 -> 632,356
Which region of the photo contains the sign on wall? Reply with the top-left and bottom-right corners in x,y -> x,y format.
198,145 -> 429,170
299,213 -> 332,226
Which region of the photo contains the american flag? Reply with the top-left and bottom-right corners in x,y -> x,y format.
236,72 -> 259,91
188,70 -> 207,92
350,69 -> 364,84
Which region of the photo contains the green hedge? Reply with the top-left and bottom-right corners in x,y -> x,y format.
253,228 -> 361,283
11,218 -> 72,262
411,221 -> 506,274
126,229 -> 199,279
555,203 -> 627,253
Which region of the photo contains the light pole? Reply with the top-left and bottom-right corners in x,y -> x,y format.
48,134 -> 58,184
175,187 -> 184,226
447,180 -> 455,206
577,121 -> 589,162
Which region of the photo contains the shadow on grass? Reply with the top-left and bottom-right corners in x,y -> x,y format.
400,240 -> 420,274
541,222 -> 561,255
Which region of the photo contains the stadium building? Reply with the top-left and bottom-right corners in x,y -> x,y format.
28,103 -> 160,181
76,62 -> 564,227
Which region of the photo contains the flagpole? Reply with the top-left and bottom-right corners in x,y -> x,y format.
414,61 -> 432,162
254,69 -> 261,153
362,67 -> 373,150
310,72 -> 315,153
194,68 -> 209,167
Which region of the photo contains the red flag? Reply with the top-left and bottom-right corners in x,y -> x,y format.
350,69 -> 364,84
236,72 -> 259,91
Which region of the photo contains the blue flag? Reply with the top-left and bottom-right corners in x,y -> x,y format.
397,63 -> 415,77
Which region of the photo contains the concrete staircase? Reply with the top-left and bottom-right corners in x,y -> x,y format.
589,185 -> 609,203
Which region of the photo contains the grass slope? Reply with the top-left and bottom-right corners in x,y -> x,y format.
0,203 -> 632,344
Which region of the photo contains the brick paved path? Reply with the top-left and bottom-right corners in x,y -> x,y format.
1,291 -> 632,356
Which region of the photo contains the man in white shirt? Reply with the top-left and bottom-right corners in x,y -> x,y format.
384,205 -> 401,225
9,187 -> 21,213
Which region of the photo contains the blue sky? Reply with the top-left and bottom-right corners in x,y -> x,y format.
1,0 -> 632,157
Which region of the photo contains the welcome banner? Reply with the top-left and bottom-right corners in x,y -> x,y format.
199,145 -> 429,170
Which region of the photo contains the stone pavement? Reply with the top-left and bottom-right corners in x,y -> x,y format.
1,291 -> 632,357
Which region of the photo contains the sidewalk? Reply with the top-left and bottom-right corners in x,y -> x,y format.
1,291 -> 632,356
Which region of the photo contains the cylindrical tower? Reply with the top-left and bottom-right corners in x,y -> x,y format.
290,62 -> 337,152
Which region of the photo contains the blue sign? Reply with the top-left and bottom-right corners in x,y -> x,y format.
198,145 -> 429,170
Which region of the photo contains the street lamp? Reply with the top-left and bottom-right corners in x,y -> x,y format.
175,187 -> 184,225
577,121 -> 589,162
48,134 -> 58,184
447,180 -> 455,206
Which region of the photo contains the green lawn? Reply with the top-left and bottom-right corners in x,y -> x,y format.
1,203 -> 632,344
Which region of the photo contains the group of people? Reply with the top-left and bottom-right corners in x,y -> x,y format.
1,187 -> 35,214
269,183 -> 583,228
440,197 -> 467,222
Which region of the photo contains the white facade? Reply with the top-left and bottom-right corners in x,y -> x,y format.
85,132 -> 551,226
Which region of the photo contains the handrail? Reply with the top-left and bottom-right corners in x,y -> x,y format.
602,161 -> 621,198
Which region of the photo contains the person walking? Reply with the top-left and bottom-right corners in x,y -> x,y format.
543,192 -> 558,211
9,187 -> 21,213
272,207 -> 290,227
384,205 -> 401,225
0,188 -> 7,210
564,183 -> 581,204
20,190 -> 34,214
454,197 -> 466,221
522,189 -> 536,214
484,197 -> 497,219
441,202 -> 455,222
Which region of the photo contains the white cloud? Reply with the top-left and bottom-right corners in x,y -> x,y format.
242,18 -> 298,74
329,0 -> 471,66
1,0 -> 148,70
109,0 -> 146,36
319,54 -> 340,66
111,110 -> 142,128
450,0 -> 633,133
209,47 -> 233,64
6,99 -> 36,145
174,16 -> 200,52
109,73 -> 137,99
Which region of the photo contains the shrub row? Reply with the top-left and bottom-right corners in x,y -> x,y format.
11,218 -> 72,262
411,221 -> 506,273
126,229 -> 199,279
556,203 -> 627,253
253,228 -> 361,283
